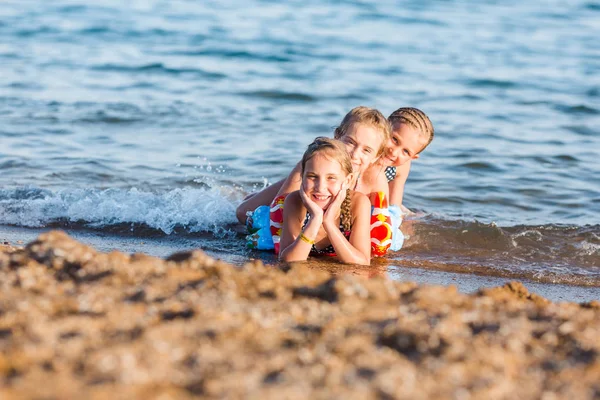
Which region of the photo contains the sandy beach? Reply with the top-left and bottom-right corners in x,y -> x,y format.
1,231 -> 599,399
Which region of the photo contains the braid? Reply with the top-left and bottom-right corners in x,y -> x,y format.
340,189 -> 352,232
388,107 -> 434,153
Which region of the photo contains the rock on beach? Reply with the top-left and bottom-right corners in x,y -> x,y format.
0,231 -> 599,399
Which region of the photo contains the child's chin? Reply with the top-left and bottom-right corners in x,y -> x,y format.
383,158 -> 396,167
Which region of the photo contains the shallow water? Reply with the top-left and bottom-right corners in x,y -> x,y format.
1,0 -> 599,288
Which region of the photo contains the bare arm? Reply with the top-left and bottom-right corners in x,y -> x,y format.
388,160 -> 411,211
372,167 -> 389,204
235,161 -> 304,224
235,178 -> 285,224
361,163 -> 389,205
323,192 -> 371,265
275,161 -> 302,197
279,191 -> 322,262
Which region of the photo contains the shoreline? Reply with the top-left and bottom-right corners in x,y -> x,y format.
1,231 -> 599,398
1,225 -> 598,303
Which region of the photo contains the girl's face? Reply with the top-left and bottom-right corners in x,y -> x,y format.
302,153 -> 350,210
339,123 -> 383,174
383,123 -> 427,167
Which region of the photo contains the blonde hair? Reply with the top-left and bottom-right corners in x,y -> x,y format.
388,107 -> 434,153
333,106 -> 391,158
301,137 -> 353,232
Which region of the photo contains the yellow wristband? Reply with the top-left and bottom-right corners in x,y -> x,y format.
299,232 -> 315,245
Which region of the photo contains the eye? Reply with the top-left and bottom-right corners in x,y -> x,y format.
327,176 -> 337,181
392,137 -> 399,145
403,149 -> 410,156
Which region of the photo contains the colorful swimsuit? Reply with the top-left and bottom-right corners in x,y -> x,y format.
302,212 -> 351,256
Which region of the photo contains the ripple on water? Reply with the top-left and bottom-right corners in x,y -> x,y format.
15,26 -> 60,37
239,90 -> 317,102
564,125 -> 598,137
457,161 -> 504,172
170,49 -> 294,63
587,87 -> 600,97
553,154 -> 579,163
585,2 -> 600,11
90,63 -> 226,79
555,104 -> 599,115
467,78 -> 517,89
0,159 -> 32,170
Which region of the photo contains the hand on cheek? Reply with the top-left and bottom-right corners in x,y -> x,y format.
324,183 -> 347,226
300,185 -> 323,221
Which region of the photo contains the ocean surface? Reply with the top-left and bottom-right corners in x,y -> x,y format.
1,1 -> 599,292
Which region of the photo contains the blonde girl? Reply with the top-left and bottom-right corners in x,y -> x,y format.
279,137 -> 371,265
372,107 -> 435,211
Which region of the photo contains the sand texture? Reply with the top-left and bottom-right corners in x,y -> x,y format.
1,231 -> 599,399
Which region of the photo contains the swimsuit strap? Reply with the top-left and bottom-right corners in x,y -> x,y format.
384,166 -> 397,182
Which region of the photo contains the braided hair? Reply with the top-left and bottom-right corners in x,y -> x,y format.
388,107 -> 435,153
301,137 -> 354,231
339,188 -> 352,232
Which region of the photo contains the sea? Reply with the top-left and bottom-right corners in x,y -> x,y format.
1,0 -> 599,300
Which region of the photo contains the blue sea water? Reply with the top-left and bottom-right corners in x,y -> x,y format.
1,0 -> 599,288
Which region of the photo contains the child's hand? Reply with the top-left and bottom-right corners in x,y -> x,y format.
300,187 -> 324,222
324,184 -> 347,227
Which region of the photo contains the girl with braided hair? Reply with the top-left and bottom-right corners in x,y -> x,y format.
355,107 -> 435,252
279,137 -> 371,265
371,107 -> 435,213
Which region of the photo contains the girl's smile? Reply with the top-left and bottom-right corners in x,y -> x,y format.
385,123 -> 428,166
302,153 -> 348,210
339,123 -> 383,174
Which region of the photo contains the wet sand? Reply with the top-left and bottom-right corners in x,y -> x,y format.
1,231 -> 599,399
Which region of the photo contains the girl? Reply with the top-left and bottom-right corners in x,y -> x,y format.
279,137 -> 371,265
365,107 -> 435,213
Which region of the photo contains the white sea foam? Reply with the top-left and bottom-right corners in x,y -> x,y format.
0,186 -> 238,235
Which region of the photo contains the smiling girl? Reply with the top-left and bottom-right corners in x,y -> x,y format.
279,137 -> 371,265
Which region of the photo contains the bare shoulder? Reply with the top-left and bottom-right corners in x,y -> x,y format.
362,163 -> 385,182
361,164 -> 377,180
350,191 -> 370,211
374,168 -> 388,188
278,163 -> 303,197
394,161 -> 411,181
284,190 -> 302,206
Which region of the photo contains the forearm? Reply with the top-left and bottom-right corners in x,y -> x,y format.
323,222 -> 370,265
279,218 -> 321,262
275,163 -> 302,198
236,179 -> 285,224
388,162 -> 411,208
388,183 -> 405,208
